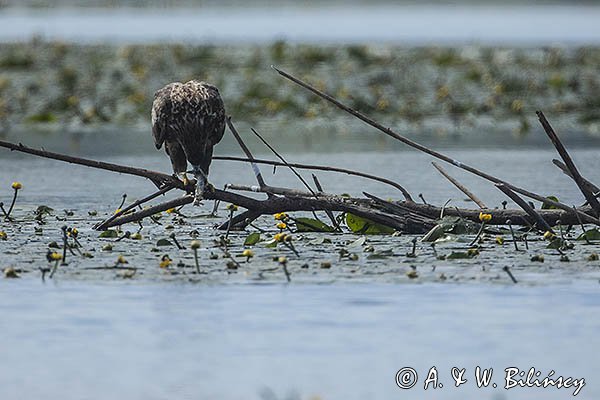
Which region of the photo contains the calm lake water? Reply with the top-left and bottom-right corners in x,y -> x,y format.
0,280 -> 598,400
1,5 -> 600,44
1,146 -> 599,399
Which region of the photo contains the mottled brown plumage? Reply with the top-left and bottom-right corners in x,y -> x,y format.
151,80 -> 225,198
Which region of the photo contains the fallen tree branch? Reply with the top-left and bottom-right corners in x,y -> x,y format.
432,161 -> 486,209
538,110 -> 600,216
104,189 -> 427,233
272,66 -> 600,226
213,156 -> 413,201
398,201 -> 591,227
94,184 -> 175,230
0,139 -> 183,190
552,159 -> 600,196
226,117 -> 269,191
496,183 -> 554,233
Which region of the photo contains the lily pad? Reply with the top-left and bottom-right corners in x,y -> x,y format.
156,238 -> 173,246
98,230 -> 118,238
446,250 -> 478,260
347,236 -> 367,249
541,195 -> 560,210
308,237 -> 332,245
345,213 -> 394,235
577,228 -> 600,241
294,217 -> 335,233
244,232 -> 261,246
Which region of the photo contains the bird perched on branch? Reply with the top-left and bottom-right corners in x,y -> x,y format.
151,80 -> 226,203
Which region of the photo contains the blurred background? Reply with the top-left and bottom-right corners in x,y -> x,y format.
0,0 -> 599,154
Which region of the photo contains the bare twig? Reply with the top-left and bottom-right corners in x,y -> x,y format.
250,127 -> 318,196
496,184 -> 554,233
552,159 -> 600,196
312,173 -> 340,230
538,111 -> 600,216
95,185 -> 175,230
226,117 -> 269,192
214,156 -> 412,200
272,66 -> 600,225
432,162 -> 486,209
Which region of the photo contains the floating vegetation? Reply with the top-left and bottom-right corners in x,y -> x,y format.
0,41 -> 599,137
2,59 -> 600,285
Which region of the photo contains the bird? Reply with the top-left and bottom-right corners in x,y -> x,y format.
151,80 -> 226,203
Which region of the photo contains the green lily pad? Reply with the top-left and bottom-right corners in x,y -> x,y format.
156,238 -> 173,246
294,217 -> 335,233
577,228 -> 600,241
243,232 -> 261,246
541,195 -> 559,210
446,250 -> 479,260
345,213 -> 394,235
99,230 -> 118,238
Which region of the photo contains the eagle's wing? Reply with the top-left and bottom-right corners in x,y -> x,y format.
201,83 -> 226,148
151,84 -> 175,150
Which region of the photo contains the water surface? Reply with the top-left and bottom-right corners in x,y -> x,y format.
1,5 -> 600,44
0,280 -> 598,400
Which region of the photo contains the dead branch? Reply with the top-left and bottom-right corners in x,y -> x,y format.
537,110 -> 600,216
104,189 -> 429,233
94,185 -> 175,230
398,200 -> 591,227
432,161 -> 486,208
272,66 -> 600,226
212,156 -> 413,201
226,117 -> 268,191
496,184 -> 554,233
0,139 -> 183,190
552,159 -> 600,195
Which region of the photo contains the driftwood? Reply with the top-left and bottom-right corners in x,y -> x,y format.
432,161 -> 486,209
538,111 -> 600,216
273,67 -> 600,226
0,136 -> 597,233
496,184 -> 554,233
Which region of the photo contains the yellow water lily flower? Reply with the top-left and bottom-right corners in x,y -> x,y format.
165,208 -> 177,214
159,255 -> 172,268
276,222 -> 287,230
242,249 -> 254,259
190,240 -> 201,250
478,212 -> 492,222
278,256 -> 287,264
0,231 -> 7,240
273,233 -> 286,242
543,231 -> 555,240
116,255 -> 128,264
273,212 -> 288,221
11,182 -> 22,190
226,204 -> 238,212
49,252 -> 62,261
